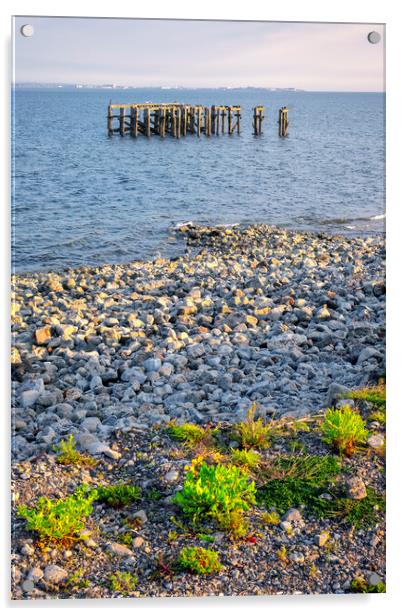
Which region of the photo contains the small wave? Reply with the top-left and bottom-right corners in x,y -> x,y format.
370,213 -> 385,220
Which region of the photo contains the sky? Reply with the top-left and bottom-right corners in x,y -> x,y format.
13,17 -> 385,91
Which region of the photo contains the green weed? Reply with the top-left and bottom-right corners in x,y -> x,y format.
177,546 -> 222,574
235,402 -> 272,450
17,484 -> 97,545
166,422 -> 211,446
322,406 -> 368,456
345,384 -> 386,409
230,449 -> 262,469
173,461 -> 256,537
350,576 -> 386,593
96,483 -> 141,508
109,571 -> 138,595
53,434 -> 97,468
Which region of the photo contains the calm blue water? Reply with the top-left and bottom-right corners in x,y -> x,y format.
12,88 -> 385,273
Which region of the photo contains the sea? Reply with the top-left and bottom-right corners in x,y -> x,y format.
12,88 -> 385,273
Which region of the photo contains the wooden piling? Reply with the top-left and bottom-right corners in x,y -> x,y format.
197,107 -> 202,137
119,107 -> 125,136
176,107 -> 182,139
107,102 -> 113,136
253,106 -> 264,136
130,106 -> 137,137
228,107 -> 233,135
236,108 -> 241,134
221,107 -> 226,134
279,107 -> 289,137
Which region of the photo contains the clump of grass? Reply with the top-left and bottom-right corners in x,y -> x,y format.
329,487 -> 385,529
368,409 -> 386,425
350,576 -> 386,593
17,484 -> 97,546
177,546 -> 222,574
109,571 -> 138,595
166,422 -> 211,446
235,402 -> 272,450
322,406 -> 368,456
256,455 -> 341,517
96,483 -> 141,508
260,511 -> 280,526
276,545 -> 288,563
230,449 -> 262,469
53,434 -> 97,468
173,461 -> 256,537
344,383 -> 386,409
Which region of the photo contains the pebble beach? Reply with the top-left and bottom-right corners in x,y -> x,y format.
11,224 -> 386,599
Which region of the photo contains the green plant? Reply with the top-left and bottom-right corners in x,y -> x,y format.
116,532 -> 133,546
96,483 -> 141,508
235,403 -> 272,450
65,568 -> 90,589
53,434 -> 97,467
173,461 -> 256,537
166,422 -> 210,446
276,545 -> 288,563
256,455 -> 341,516
17,484 -> 97,545
177,546 -> 222,574
368,410 -> 386,425
109,571 -> 138,595
345,384 -> 386,409
322,406 -> 368,456
260,511 -> 280,526
230,449 -> 262,469
350,576 -> 386,593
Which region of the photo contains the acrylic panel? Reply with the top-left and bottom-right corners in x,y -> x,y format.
11,16 -> 385,600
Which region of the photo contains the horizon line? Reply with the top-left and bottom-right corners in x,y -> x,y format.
12,82 -> 385,93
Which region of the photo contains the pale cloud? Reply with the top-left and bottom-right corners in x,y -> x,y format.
13,17 -> 385,91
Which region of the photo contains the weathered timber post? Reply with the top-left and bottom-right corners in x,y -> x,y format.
160,107 -> 166,138
145,108 -> 151,137
176,107 -> 182,139
279,107 -> 289,137
119,107 -> 125,136
236,108 -> 241,134
107,102 -> 113,136
197,107 -> 202,137
221,108 -> 226,133
253,106 -> 264,135
172,107 -> 177,138
189,107 -> 195,134
216,107 -> 220,135
130,106 -> 137,137
228,107 -> 233,135
211,106 -> 216,135
204,107 -> 211,137
182,106 -> 187,136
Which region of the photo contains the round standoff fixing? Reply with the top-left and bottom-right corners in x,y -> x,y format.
20,24 -> 34,37
367,31 -> 381,44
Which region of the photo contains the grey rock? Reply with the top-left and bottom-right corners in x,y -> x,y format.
44,564 -> 68,584
22,579 -> 36,592
27,567 -> 44,582
367,434 -> 385,449
21,390 -> 40,408
368,572 -> 382,586
165,470 -> 179,482
143,358 -> 162,372
345,476 -> 367,500
282,508 -> 303,524
106,542 -> 133,557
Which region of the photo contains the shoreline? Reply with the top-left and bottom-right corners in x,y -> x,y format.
12,223 -> 385,460
12,221 -> 386,278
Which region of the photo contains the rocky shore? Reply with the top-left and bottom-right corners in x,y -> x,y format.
12,224 -> 385,462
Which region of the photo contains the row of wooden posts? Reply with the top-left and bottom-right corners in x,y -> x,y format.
107,103 -> 289,138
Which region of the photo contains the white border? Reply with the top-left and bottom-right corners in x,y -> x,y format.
2,1 -> 401,615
